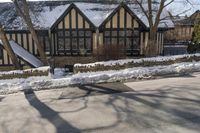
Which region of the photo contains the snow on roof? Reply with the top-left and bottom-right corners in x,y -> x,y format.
75,2 -> 118,27
0,2 -> 70,30
0,40 -> 43,67
167,0 -> 200,17
35,4 -> 70,29
0,1 -> 174,30
128,4 -> 174,28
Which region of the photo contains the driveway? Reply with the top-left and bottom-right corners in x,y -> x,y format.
0,73 -> 200,133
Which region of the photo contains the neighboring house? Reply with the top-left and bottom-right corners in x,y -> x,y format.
0,1 -> 173,67
164,10 -> 200,55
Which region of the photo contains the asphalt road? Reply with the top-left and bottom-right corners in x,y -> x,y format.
1,73 -> 200,133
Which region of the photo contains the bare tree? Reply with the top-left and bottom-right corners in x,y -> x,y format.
13,0 -> 47,63
0,24 -> 21,69
134,0 -> 191,56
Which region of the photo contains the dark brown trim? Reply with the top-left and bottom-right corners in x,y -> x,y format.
26,33 -> 30,53
76,9 -> 79,55
63,16 -> 66,55
69,11 -> 72,55
53,33 -> 56,55
124,9 -> 127,47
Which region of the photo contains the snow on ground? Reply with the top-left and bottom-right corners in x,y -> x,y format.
75,54 -> 200,68
1,61 -> 200,94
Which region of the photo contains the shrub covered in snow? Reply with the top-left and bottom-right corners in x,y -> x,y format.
74,54 -> 200,73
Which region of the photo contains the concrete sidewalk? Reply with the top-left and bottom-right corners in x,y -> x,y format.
1,73 -> 200,133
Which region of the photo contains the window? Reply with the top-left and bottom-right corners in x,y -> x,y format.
126,38 -> 132,49
58,38 -> 64,51
65,38 -> 70,50
119,31 -> 125,37
44,36 -> 50,53
133,30 -> 139,37
103,28 -> 140,56
56,29 -> 92,55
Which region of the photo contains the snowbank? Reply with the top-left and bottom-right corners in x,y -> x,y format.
1,61 -> 200,94
74,54 -> 200,73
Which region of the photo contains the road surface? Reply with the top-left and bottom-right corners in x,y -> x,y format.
0,73 -> 200,133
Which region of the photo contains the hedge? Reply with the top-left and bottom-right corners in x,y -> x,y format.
0,68 -> 49,80
74,54 -> 200,73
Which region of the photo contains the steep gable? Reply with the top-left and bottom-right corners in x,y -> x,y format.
51,3 -> 95,30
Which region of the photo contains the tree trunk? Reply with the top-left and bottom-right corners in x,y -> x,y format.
0,25 -> 21,69
13,0 -> 47,64
145,27 -> 158,57
26,21 -> 47,63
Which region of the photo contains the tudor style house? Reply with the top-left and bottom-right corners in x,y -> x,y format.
0,1 -> 173,67
163,10 -> 200,55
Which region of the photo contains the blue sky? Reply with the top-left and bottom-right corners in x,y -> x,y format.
0,0 -> 199,16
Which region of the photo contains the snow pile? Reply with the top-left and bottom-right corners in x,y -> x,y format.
75,54 -> 200,68
32,61 -> 200,90
1,61 -> 200,94
0,76 -> 50,94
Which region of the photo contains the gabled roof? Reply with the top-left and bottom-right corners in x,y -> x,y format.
98,2 -> 147,29
0,1 -> 174,30
51,3 -> 96,30
75,2 -> 118,27
172,10 -> 200,26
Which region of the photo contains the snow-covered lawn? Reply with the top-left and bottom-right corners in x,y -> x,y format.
1,61 -> 200,94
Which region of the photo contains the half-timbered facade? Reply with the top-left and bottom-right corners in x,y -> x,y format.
0,1 -> 173,67
50,4 -> 96,56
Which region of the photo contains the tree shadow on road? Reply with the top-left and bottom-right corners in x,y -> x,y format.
81,84 -> 200,132
24,89 -> 81,133
23,83 -> 200,133
0,96 -> 4,102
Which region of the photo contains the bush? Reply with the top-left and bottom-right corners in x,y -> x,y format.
187,24 -> 200,53
94,43 -> 126,61
0,69 -> 49,80
187,42 -> 200,54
